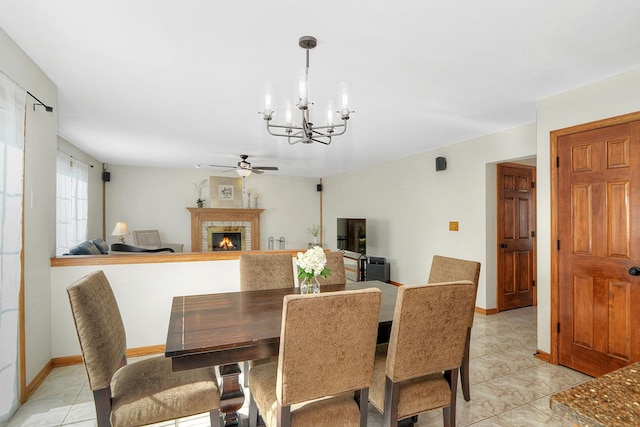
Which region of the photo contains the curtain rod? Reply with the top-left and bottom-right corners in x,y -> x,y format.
0,70 -> 54,112
26,91 -> 54,112
58,149 -> 94,168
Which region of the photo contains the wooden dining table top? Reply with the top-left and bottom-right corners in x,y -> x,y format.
165,280 -> 399,371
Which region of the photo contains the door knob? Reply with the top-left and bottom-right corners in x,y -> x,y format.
629,267 -> 640,276
500,243 -> 508,249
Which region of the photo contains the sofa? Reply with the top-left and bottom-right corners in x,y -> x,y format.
65,238 -> 175,255
66,238 -> 110,255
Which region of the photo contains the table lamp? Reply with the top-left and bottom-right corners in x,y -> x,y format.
111,221 -> 130,243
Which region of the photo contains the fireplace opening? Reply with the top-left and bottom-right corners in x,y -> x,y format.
206,225 -> 246,251
212,232 -> 242,251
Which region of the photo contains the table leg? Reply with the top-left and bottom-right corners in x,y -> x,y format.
219,363 -> 245,427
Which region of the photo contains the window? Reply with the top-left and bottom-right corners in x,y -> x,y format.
56,151 -> 88,255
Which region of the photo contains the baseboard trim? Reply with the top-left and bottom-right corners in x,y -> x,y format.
534,350 -> 551,363
51,344 -> 166,368
23,359 -> 53,403
475,307 -> 498,315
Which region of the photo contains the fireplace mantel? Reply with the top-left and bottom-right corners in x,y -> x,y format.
187,208 -> 264,251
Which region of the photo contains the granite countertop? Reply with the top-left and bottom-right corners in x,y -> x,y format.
550,362 -> 640,426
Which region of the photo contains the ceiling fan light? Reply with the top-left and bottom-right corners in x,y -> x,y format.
236,168 -> 252,177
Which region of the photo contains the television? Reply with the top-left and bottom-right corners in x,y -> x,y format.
337,218 -> 366,254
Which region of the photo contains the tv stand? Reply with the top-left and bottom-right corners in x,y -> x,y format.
342,251 -> 367,281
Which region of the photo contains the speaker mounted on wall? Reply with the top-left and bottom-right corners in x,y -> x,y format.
435,156 -> 447,171
102,171 -> 111,182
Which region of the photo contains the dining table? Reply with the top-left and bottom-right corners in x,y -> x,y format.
165,280 -> 399,427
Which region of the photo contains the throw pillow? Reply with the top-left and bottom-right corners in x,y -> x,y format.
69,241 -> 101,255
92,238 -> 110,254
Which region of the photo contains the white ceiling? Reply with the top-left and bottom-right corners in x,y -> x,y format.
2,1 -> 640,177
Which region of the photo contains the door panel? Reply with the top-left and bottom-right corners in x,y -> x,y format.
497,163 -> 536,311
557,121 -> 640,376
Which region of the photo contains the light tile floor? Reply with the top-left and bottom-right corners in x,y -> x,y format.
5,306 -> 591,426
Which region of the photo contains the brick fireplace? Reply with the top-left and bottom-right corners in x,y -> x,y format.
187,208 -> 264,252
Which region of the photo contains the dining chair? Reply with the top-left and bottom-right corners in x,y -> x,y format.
427,255 -> 481,401
369,281 -> 476,427
239,252 -> 296,387
66,270 -> 221,427
239,252 -> 296,291
316,251 -> 347,286
248,288 -> 382,427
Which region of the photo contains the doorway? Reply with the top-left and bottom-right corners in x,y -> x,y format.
496,162 -> 537,311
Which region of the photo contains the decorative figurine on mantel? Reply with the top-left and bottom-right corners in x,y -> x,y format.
193,179 -> 207,208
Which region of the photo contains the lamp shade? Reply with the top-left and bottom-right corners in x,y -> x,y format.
236,168 -> 252,177
111,222 -> 130,243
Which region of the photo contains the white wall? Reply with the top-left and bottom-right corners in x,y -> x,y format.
323,123 -> 538,310
104,165 -> 322,251
535,68 -> 640,354
1,27 -> 58,384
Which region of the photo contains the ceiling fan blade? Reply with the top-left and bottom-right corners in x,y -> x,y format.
251,169 -> 264,174
253,166 -> 279,171
208,164 -> 235,169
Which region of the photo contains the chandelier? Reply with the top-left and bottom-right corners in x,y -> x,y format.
260,36 -> 352,145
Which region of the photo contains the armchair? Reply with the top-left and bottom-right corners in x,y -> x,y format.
131,229 -> 183,252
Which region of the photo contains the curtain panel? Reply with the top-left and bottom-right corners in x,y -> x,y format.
0,72 -> 26,423
56,151 -> 88,255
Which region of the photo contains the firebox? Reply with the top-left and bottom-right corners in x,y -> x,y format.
212,233 -> 241,251
207,226 -> 245,251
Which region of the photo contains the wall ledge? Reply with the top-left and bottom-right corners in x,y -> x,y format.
50,249 -> 304,267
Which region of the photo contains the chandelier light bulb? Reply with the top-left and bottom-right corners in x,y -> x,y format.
261,83 -> 274,119
297,68 -> 309,108
284,100 -> 293,126
326,100 -> 335,127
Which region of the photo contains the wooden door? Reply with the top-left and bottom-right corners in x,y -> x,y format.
557,121 -> 640,377
497,163 -> 536,311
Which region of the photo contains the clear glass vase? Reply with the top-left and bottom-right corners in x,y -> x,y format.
300,276 -> 320,294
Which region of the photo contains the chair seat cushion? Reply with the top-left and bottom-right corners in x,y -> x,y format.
248,356 -> 277,369
370,348 -> 451,420
110,356 -> 219,427
249,362 -> 362,427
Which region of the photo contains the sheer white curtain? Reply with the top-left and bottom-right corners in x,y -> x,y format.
56,151 -> 88,255
0,72 -> 26,423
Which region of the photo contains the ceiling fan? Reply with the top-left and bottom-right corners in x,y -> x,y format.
208,154 -> 279,176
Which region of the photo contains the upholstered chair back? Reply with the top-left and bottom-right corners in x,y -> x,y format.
385,281 -> 475,383
428,255 -> 480,327
66,270 -> 127,391
316,251 -> 347,286
277,288 -> 381,406
239,253 -> 295,291
132,229 -> 161,246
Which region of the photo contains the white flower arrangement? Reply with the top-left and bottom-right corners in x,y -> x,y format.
296,246 -> 331,280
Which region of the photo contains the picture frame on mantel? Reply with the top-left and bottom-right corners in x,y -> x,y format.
210,176 -> 242,208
